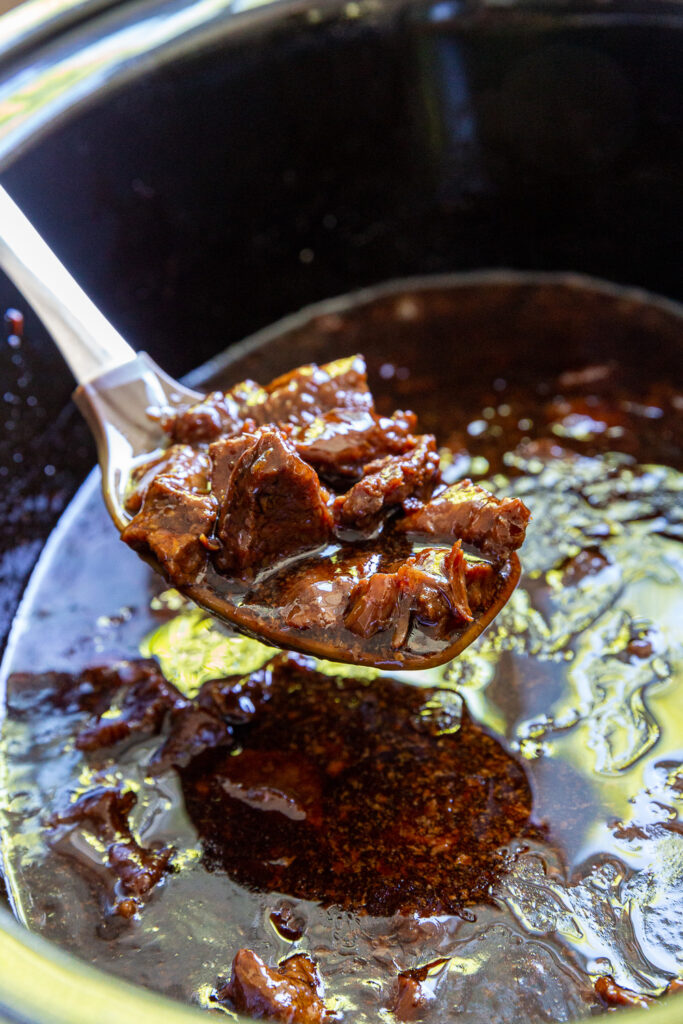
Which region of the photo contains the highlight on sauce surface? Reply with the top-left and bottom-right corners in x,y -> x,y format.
121,355 -> 529,666
1,278 -> 682,1024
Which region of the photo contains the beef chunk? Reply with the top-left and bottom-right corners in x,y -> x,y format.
76,660 -> 188,751
464,559 -> 498,614
50,786 -> 136,839
197,667 -> 274,724
220,950 -> 327,1024
335,437 -> 440,530
121,476 -> 217,585
344,572 -> 405,642
209,433 -> 257,504
108,840 -> 173,899
48,777 -> 173,917
151,706 -> 233,773
344,542 -> 472,646
284,575 -> 356,630
125,445 -> 211,514
291,408 -> 417,480
391,960 -> 450,1022
263,354 -> 372,424
166,388 -> 247,444
398,478 -> 530,562
166,390 -> 241,444
392,975 -> 424,1022
594,976 -> 652,1009
166,356 -> 370,443
215,429 -> 332,577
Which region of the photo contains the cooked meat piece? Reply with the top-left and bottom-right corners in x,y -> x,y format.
108,840 -> 173,899
209,433 -> 257,504
76,660 -> 188,751
198,666 -> 274,724
398,478 -> 530,562
47,775 -> 172,917
125,444 -> 211,514
435,542 -> 472,621
344,542 -> 472,646
263,354 -> 373,424
392,975 -> 424,1022
229,379 -> 270,419
463,559 -> 498,613
215,429 -> 332,577
220,949 -> 326,1024
391,960 -> 450,1022
269,905 -> 305,942
291,408 -> 417,480
121,476 -> 218,585
594,976 -> 652,1009
343,573 -> 405,641
284,575 -> 356,630
150,706 -> 233,773
166,389 -> 245,444
50,786 -> 136,839
334,436 -> 440,529
165,356 -> 370,443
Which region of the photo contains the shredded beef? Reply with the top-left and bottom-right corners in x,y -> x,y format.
197,667 -> 274,724
48,779 -> 173,917
219,950 -> 327,1024
334,436 -> 440,529
124,353 -> 528,659
50,786 -> 137,839
75,660 -> 188,751
284,575 -> 356,630
151,705 -> 233,773
399,478 -> 530,562
344,542 -> 473,646
464,559 -> 498,614
108,840 -> 173,899
215,429 -> 332,577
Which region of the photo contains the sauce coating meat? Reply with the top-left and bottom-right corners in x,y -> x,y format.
122,356 -> 529,662
217,950 -> 328,1024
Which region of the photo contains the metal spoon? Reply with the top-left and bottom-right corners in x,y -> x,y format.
0,185 -> 519,669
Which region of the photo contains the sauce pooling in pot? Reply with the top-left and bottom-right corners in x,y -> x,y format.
1,280 -> 682,1024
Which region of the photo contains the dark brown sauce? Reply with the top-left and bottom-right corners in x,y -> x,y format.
179,655 -> 535,916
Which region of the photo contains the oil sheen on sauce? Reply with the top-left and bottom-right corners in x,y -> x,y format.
1,279 -> 682,1023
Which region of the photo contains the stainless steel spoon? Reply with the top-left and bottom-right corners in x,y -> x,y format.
0,185 -> 519,670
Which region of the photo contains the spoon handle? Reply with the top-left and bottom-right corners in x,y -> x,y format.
0,185 -> 136,383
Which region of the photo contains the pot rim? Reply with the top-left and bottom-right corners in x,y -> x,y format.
0,0 -> 681,1020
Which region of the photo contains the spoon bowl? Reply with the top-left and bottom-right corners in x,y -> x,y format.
0,185 -> 520,669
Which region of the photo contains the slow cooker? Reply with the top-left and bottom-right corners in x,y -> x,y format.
0,0 -> 682,1021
